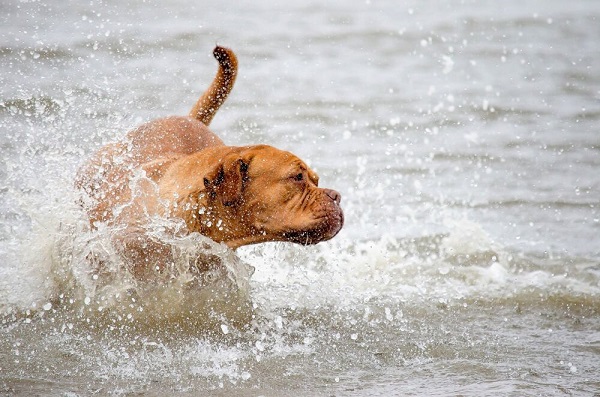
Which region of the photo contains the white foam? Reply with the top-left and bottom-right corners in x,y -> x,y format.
240,218 -> 600,312
1,174 -> 254,329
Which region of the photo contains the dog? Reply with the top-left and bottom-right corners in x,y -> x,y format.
75,46 -> 344,278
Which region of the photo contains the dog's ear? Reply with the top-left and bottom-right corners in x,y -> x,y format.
204,157 -> 248,206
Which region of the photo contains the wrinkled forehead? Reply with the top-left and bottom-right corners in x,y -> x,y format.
249,146 -> 315,176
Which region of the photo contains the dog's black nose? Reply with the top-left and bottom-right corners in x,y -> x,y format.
324,189 -> 341,205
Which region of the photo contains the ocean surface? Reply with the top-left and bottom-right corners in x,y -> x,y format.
1,0 -> 599,396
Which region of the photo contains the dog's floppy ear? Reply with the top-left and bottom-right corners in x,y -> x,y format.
203,156 -> 248,206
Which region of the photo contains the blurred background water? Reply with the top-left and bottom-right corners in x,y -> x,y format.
1,0 -> 599,396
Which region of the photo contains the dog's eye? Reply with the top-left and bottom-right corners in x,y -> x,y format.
292,173 -> 304,182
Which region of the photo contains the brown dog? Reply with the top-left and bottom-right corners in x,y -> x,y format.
76,46 -> 343,277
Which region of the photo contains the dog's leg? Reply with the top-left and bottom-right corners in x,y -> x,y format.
112,227 -> 173,279
189,46 -> 238,126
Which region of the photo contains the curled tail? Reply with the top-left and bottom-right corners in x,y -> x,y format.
189,45 -> 238,126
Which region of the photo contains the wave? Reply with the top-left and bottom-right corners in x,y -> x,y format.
0,190 -> 254,333
3,193 -> 598,331
440,198 -> 599,210
0,95 -> 65,119
241,218 -> 600,314
0,45 -> 74,61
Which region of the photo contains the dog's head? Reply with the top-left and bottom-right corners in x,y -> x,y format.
201,145 -> 343,248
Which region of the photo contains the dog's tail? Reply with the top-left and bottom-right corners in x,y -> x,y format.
189,46 -> 238,126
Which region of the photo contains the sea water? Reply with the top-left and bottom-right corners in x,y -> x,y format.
1,0 -> 599,395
